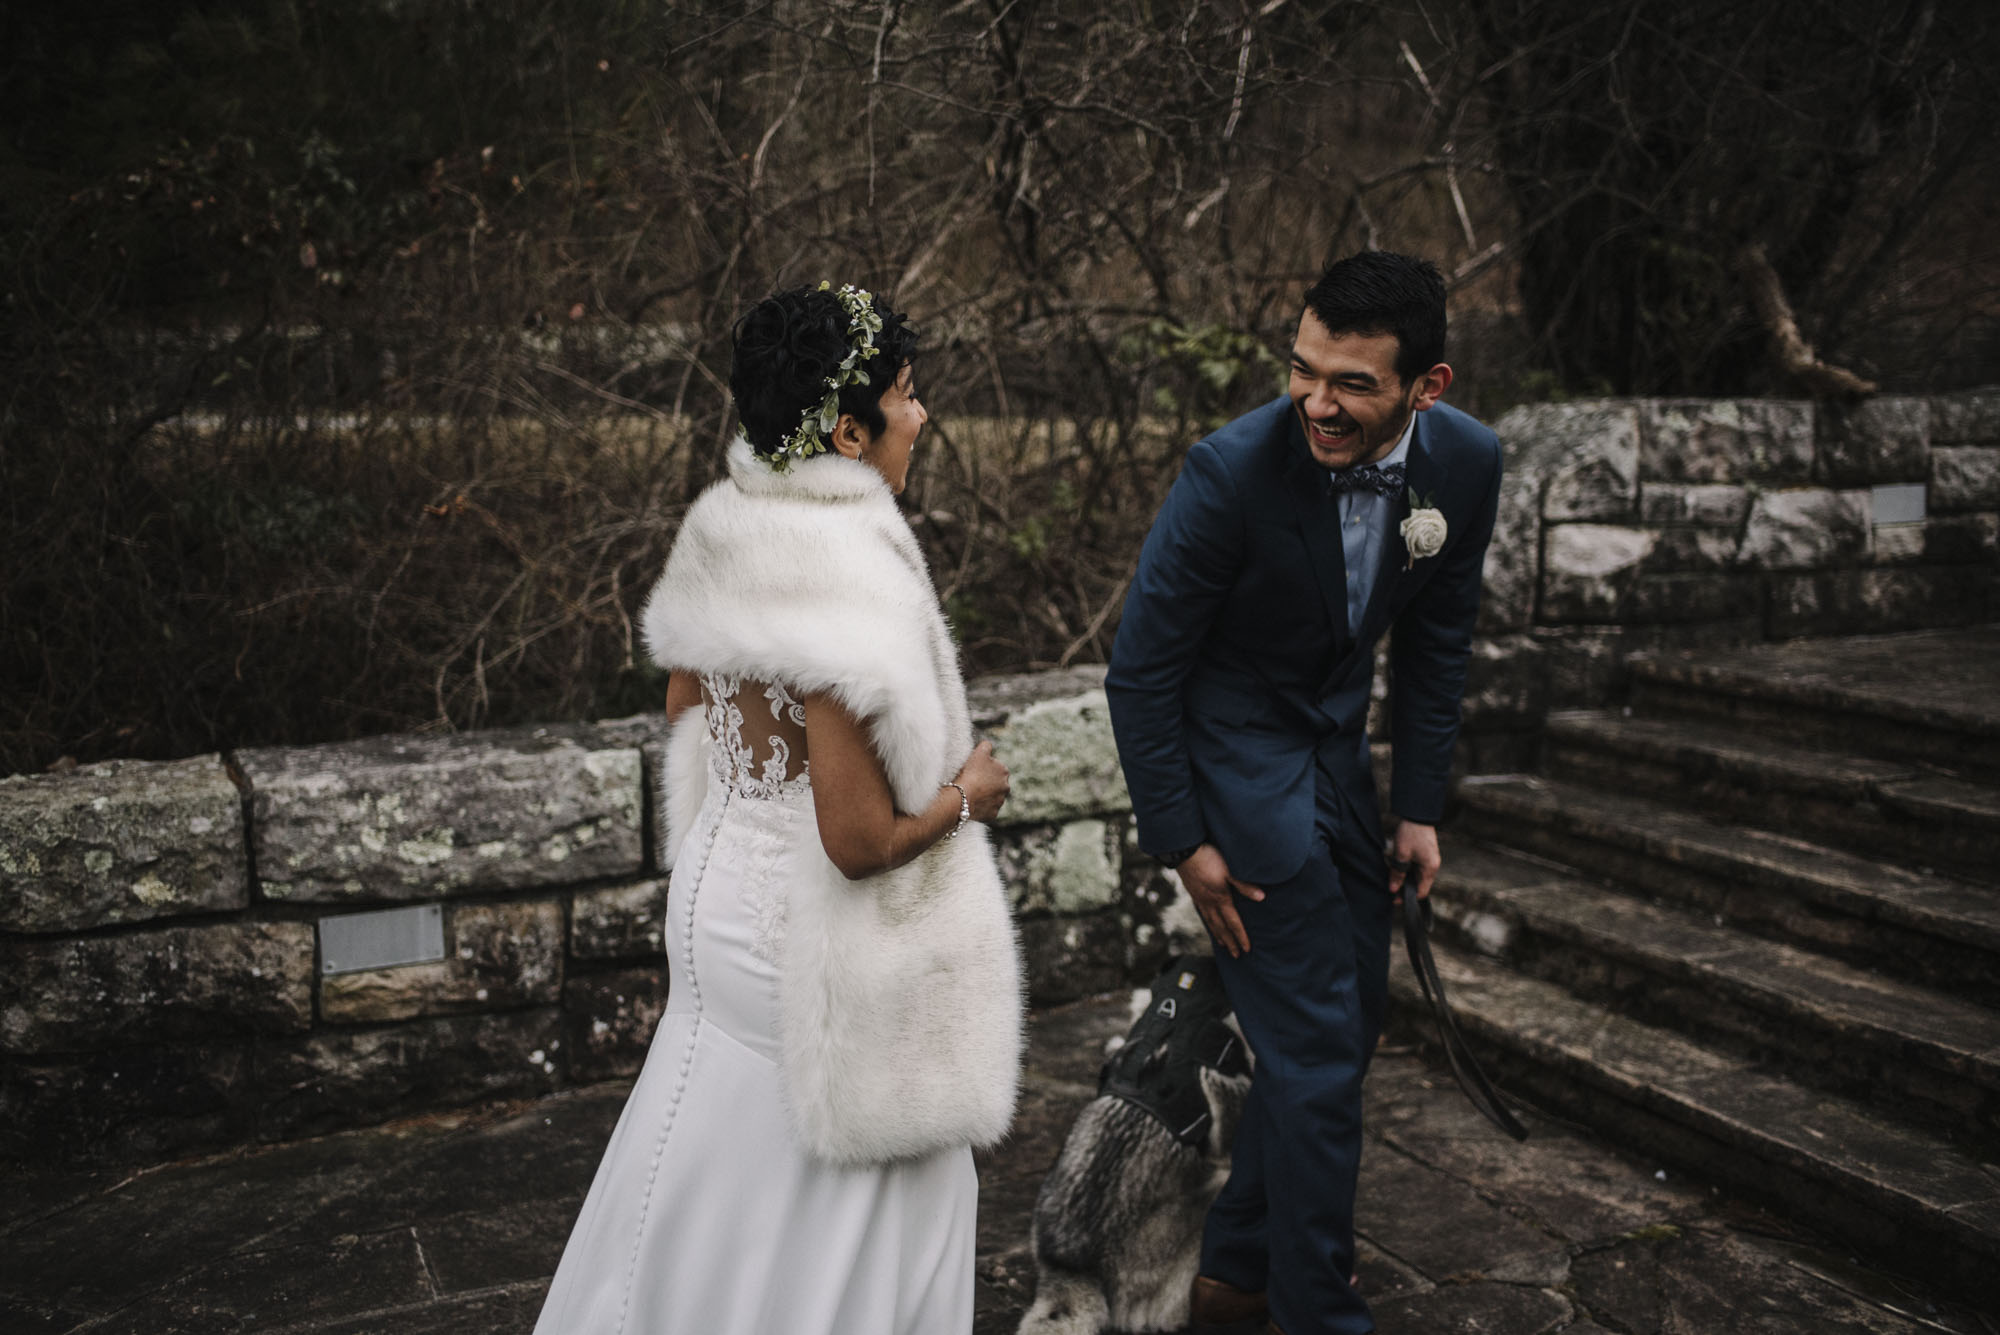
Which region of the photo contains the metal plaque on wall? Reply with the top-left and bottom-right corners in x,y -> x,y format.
1872,483 -> 1926,525
319,903 -> 446,976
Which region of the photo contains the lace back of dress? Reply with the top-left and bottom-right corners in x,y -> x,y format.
701,672 -> 813,801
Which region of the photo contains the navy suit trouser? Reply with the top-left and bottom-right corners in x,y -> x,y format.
1199,758 -> 1393,1335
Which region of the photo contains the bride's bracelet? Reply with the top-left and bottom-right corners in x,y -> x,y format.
942,782 -> 971,839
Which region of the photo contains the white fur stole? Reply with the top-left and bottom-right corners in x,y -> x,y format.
640,438 -> 1024,1165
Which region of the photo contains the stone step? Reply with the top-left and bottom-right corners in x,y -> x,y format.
1428,841 -> 2000,1147
1626,629 -> 2000,780
1542,710 -> 2000,885
1384,937 -> 2000,1308
1456,774 -> 2000,1004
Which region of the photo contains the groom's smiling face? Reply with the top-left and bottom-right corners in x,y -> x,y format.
1288,313 -> 1418,472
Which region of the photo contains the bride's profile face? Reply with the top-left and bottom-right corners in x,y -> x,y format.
852,363 -> 926,494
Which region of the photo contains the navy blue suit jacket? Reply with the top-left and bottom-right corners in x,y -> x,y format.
1106,394 -> 1502,886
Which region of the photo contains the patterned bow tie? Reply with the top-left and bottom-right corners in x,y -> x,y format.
1327,461 -> 1406,497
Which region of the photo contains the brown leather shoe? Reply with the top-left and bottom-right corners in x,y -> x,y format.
1189,1274 -> 1269,1331
1252,1275 -> 1357,1333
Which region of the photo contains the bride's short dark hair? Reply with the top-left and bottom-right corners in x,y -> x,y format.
730,285 -> 920,459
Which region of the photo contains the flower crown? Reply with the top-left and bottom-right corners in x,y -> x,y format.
767,281 -> 886,473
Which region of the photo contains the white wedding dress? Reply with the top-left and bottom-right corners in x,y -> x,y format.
533,674 -> 978,1335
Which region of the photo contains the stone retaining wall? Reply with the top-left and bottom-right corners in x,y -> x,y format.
1462,389 -> 2000,769
0,673 -> 1179,1163
7,389 -> 1995,1163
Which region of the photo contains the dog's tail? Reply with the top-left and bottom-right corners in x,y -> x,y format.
1015,1269 -> 1110,1335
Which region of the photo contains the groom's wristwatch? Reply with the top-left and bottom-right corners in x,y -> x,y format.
1157,843 -> 1204,868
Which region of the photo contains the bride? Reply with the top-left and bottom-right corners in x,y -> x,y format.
533,283 -> 1024,1334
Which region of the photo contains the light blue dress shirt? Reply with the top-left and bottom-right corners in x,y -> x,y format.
1330,413 -> 1415,636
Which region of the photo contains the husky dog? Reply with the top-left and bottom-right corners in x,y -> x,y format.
1018,952 -> 1254,1335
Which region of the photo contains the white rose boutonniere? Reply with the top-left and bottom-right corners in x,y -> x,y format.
1400,488 -> 1447,569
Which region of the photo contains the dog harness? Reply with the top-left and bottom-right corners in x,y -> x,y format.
1099,955 -> 1251,1147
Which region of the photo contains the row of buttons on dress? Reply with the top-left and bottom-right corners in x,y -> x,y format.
613,791 -> 724,1335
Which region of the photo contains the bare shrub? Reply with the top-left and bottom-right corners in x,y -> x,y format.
4,0 -> 1995,773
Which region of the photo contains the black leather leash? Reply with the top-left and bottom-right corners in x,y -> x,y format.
1399,887 -> 1529,1141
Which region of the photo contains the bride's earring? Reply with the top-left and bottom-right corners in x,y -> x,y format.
830,412 -> 868,461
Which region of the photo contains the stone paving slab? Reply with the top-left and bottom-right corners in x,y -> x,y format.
2,996 -> 1992,1335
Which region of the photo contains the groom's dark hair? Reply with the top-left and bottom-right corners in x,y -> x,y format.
1302,251 -> 1446,384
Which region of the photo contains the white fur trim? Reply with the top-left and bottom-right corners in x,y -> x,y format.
656,710 -> 710,871
778,823 -> 1023,1164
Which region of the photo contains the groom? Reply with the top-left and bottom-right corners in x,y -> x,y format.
1105,251 -> 1501,1335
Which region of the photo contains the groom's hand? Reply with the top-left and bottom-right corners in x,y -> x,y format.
1386,819 -> 1441,904
1177,844 -> 1265,959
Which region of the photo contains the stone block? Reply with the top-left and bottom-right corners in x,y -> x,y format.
993,825 -> 1051,912
1456,727 -> 1542,776
1048,820 -> 1120,914
0,922 -> 314,1055
1633,574 -> 1759,624
966,665 -> 1111,728
1540,525 -> 1653,621
1643,527 -> 1740,572
1118,824 -> 1201,965
1640,399 -> 1815,484
594,714 -> 671,871
1478,469 -> 1541,632
1932,446 -> 2000,512
996,820 -> 1121,915
1365,638 -> 1390,739
256,1008 -> 564,1141
588,712 -> 671,752
639,737 -> 675,871
0,1041 -> 253,1163
1531,622 -> 1764,709
1872,515 -> 2000,566
1018,911 -> 1131,1006
1768,567 -> 2000,638
1930,388 -> 2000,445
0,755 -> 248,933
1544,522 -> 1656,587
570,878 -> 669,959
986,689 -> 1129,824
1494,401 -> 1639,521
563,966 -> 668,1081
1534,629 -> 1628,706
1461,635 -> 1547,724
319,899 -> 564,1024
239,724 -> 643,903
1733,488 -> 1871,569
1817,395 -> 1930,484
1638,483 -> 1751,528
1871,524 -> 1926,564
